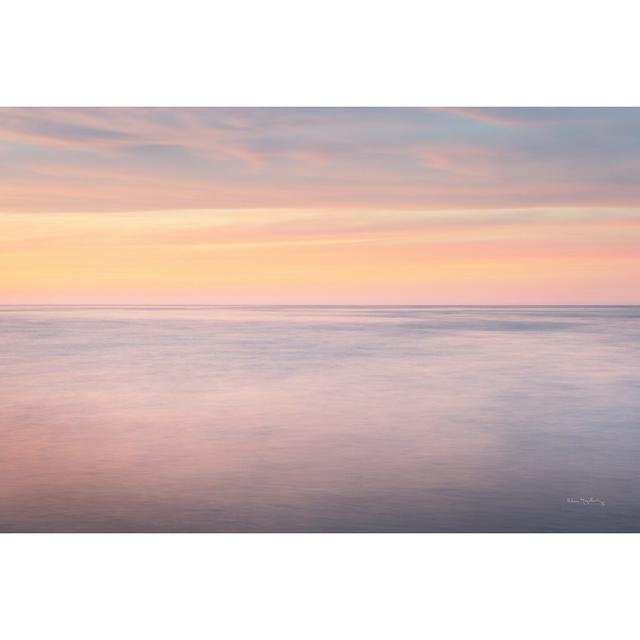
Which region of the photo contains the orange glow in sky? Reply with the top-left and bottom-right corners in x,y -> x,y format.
1,108 -> 639,304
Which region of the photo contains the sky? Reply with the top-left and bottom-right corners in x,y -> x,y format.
1,107 -> 639,304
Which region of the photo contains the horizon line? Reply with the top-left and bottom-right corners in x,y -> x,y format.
2,303 -> 639,308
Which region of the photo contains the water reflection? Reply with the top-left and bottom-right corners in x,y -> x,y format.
1,306 -> 639,532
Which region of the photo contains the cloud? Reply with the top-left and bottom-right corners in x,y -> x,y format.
2,108 -> 640,213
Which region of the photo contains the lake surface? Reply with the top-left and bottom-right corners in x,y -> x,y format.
1,305 -> 639,532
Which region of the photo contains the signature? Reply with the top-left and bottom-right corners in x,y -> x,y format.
566,497 -> 606,507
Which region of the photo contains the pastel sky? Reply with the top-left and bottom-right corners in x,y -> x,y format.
1,107 -> 639,304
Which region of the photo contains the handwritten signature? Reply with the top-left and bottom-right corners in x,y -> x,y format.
566,497 -> 606,507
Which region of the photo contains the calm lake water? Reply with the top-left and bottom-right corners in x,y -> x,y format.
1,305 -> 639,532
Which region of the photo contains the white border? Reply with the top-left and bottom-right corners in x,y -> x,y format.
1,534 -> 637,640
1,0 -> 640,106
1,1 -> 639,638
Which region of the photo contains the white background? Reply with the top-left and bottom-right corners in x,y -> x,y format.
2,0 -> 639,106
2,535 -> 639,639
1,1 -> 639,638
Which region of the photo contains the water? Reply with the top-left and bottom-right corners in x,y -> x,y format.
1,305 -> 639,532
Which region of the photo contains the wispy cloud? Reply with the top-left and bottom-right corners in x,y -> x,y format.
1,108 -> 640,303
2,108 -> 640,213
